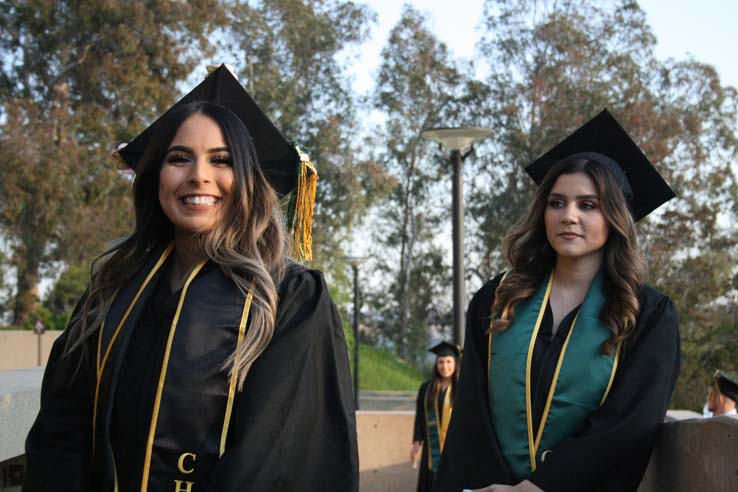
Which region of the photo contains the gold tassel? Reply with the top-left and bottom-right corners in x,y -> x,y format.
291,147 -> 318,262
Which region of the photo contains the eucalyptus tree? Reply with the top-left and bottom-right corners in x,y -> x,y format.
0,0 -> 225,324
368,4 -> 469,362
220,0 -> 379,287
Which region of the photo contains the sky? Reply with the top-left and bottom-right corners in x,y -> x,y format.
351,0 -> 738,95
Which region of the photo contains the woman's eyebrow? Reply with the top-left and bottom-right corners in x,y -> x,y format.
166,145 -> 231,153
549,192 -> 599,200
207,147 -> 231,153
166,145 -> 192,153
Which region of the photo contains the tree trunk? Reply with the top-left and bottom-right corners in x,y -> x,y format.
397,150 -> 418,357
13,251 -> 41,325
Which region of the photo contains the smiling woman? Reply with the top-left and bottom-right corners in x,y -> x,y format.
158,113 -> 236,237
22,66 -> 358,492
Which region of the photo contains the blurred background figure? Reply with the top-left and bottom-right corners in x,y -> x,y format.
411,341 -> 461,492
705,370 -> 738,417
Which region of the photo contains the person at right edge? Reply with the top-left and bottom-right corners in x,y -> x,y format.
705,370 -> 738,417
432,109 -> 681,492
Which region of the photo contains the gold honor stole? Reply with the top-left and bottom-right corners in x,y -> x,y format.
424,384 -> 453,472
487,270 -> 620,481
91,244 -> 254,492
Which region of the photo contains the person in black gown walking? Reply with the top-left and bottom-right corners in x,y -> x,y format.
412,341 -> 461,492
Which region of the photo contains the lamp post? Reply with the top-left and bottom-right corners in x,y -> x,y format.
34,319 -> 46,366
345,256 -> 368,409
421,127 -> 493,347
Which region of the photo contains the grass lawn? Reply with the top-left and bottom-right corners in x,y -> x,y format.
351,343 -> 425,391
343,323 -> 425,391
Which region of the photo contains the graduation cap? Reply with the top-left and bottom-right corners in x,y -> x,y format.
429,341 -> 461,359
115,64 -> 317,261
525,109 -> 675,222
713,370 -> 738,402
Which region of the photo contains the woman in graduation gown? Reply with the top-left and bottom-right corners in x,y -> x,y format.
23,65 -> 358,492
433,110 -> 681,492
412,341 -> 461,492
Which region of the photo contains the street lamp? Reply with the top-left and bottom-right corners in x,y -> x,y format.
421,127 -> 493,347
34,319 -> 46,366
344,256 -> 368,409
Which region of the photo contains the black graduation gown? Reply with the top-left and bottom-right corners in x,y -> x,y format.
23,254 -> 358,492
413,381 -> 451,492
433,273 -> 680,492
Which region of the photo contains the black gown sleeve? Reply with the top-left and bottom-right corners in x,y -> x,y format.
23,297 -> 95,492
207,266 -> 359,492
414,381 -> 429,442
433,274 -> 512,491
529,287 -> 680,492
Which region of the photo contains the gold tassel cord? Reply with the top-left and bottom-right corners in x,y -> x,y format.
291,154 -> 318,262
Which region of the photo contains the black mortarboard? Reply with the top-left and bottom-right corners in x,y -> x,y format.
429,341 -> 461,358
115,64 -> 317,260
525,109 -> 675,222
714,370 -> 738,401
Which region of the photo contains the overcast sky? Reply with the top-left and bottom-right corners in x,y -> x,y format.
351,0 -> 738,94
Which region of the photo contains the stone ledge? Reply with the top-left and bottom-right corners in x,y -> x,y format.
639,413 -> 738,492
0,368 -> 43,462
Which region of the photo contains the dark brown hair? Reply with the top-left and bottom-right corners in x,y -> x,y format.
66,102 -> 287,387
492,157 -> 647,353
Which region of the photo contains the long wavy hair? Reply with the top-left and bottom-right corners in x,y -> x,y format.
492,157 -> 647,354
429,355 -> 460,404
66,101 -> 287,388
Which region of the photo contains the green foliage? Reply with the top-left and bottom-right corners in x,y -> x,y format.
676,316 -> 738,411
219,0 -> 381,288
45,263 -> 88,315
0,0 -> 226,323
344,313 -> 423,390
22,304 -> 69,332
357,342 -> 424,391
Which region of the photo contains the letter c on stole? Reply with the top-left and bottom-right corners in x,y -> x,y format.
177,452 -> 196,474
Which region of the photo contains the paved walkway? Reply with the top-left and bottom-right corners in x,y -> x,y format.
359,391 -> 415,411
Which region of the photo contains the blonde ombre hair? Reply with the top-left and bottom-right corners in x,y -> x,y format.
66,102 -> 287,388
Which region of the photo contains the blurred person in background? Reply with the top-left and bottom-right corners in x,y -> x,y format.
412,341 -> 461,492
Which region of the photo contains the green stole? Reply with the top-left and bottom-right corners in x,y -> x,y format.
424,384 -> 452,472
487,270 -> 620,481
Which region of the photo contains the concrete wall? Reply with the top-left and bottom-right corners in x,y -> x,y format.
357,411 -> 417,492
0,331 -> 62,371
0,368 -> 44,462
638,413 -> 738,492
